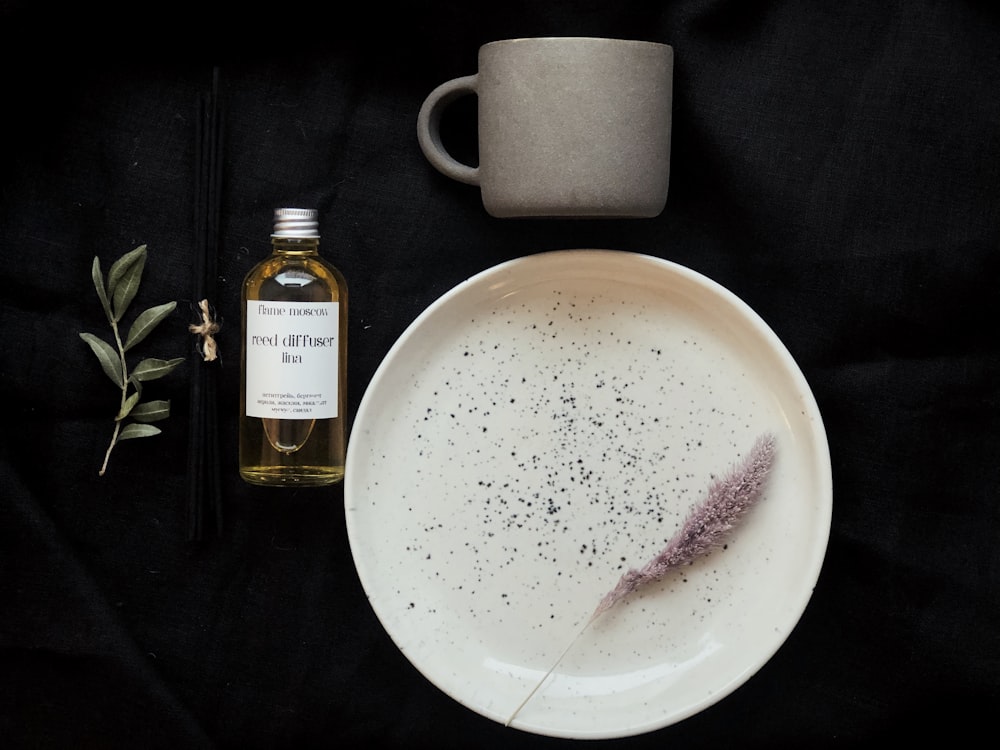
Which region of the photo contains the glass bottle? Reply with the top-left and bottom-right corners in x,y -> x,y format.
239,208 -> 348,486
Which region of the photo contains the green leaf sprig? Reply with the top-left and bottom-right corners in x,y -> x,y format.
79,245 -> 183,475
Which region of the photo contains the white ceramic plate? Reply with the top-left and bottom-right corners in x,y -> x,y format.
345,249 -> 831,739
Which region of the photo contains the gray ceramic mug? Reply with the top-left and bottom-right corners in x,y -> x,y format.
417,37 -> 673,218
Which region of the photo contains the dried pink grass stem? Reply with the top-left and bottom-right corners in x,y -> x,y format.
505,432 -> 777,726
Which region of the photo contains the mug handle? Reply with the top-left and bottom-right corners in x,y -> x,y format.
416,74 -> 480,186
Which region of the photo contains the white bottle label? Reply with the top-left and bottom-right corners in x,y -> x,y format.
245,301 -> 339,419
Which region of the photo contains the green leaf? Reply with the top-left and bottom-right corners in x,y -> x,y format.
124,301 -> 176,351
109,245 -> 147,321
131,356 -> 184,382
117,423 -> 162,441
79,332 -> 123,386
91,257 -> 113,322
116,391 -> 141,421
108,244 -> 147,293
130,399 -> 170,423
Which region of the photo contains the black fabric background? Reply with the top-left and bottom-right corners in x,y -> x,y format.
2,1 -> 998,747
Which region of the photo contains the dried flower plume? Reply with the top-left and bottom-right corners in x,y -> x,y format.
506,433 -> 777,726
591,432 -> 776,619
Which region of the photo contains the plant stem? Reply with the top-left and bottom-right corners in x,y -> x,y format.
505,611 -> 600,726
99,421 -> 121,476
98,317 -> 131,476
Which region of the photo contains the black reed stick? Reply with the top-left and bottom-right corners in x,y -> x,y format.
187,66 -> 224,542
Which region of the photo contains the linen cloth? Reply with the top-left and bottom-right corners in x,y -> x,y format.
2,2 -> 997,747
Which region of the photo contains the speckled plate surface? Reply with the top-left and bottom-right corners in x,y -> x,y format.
345,249 -> 831,739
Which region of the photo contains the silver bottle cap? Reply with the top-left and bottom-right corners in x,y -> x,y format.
272,208 -> 319,238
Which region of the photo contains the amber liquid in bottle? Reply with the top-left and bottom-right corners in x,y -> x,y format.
239,211 -> 347,486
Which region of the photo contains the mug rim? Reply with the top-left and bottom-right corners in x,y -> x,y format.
480,36 -> 671,51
